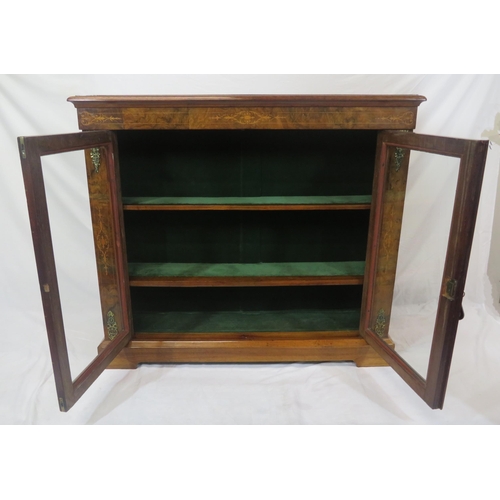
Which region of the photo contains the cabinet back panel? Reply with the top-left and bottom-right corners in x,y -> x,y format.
117,130 -> 376,197
124,211 -> 369,263
132,286 -> 362,311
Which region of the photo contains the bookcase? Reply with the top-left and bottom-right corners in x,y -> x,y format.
19,95 -> 488,410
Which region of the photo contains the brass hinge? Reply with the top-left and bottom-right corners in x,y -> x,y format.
443,279 -> 458,300
19,137 -> 26,159
90,147 -> 101,173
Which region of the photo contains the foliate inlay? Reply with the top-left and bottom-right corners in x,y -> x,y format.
210,110 -> 274,125
80,111 -> 122,127
95,206 -> 111,275
386,113 -> 414,123
106,310 -> 118,340
374,309 -> 386,338
90,147 -> 101,173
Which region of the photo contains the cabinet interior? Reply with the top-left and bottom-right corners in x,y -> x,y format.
116,129 -> 377,337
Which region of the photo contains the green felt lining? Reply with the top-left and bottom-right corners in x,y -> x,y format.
122,195 -> 372,206
128,261 -> 365,278
130,285 -> 362,333
133,309 -> 360,333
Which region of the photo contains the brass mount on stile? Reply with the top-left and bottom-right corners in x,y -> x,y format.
90,147 -> 101,173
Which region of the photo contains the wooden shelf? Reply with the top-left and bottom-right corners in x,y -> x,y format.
133,309 -> 361,334
122,195 -> 372,211
128,261 -> 365,287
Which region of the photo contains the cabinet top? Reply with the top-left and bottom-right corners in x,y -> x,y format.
67,94 -> 427,108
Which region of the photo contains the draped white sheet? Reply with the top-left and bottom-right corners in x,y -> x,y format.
1,74 -> 500,424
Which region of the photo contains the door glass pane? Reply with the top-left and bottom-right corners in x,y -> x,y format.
387,149 -> 460,378
41,150 -> 104,381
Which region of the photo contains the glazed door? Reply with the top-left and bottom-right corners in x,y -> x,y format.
361,131 -> 488,409
19,132 -> 131,412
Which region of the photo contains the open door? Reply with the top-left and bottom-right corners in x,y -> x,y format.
19,131 -> 131,412
361,131 -> 488,409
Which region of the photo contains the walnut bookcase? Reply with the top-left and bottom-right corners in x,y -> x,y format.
19,95 -> 488,411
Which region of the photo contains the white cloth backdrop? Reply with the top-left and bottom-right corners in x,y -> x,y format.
1,74 -> 500,424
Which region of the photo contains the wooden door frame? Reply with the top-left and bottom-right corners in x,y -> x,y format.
360,131 -> 488,409
19,131 -> 131,411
